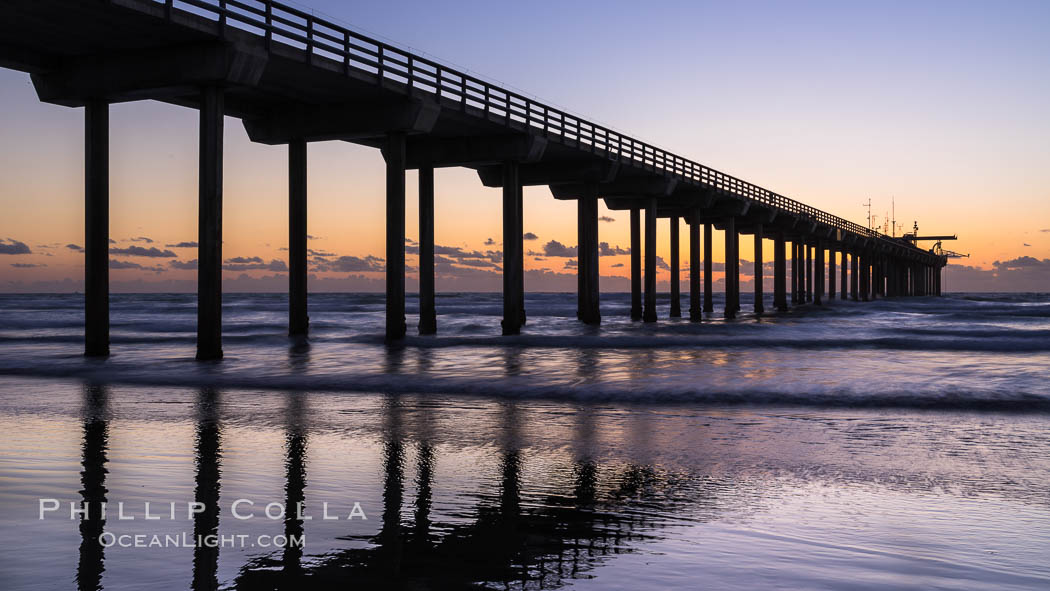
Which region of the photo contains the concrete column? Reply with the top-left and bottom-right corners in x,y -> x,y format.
703,223 -> 713,314
871,256 -> 879,300
84,100 -> 109,357
814,242 -> 824,305
805,244 -> 813,302
577,184 -> 600,325
851,252 -> 859,300
753,224 -> 764,315
828,247 -> 836,301
384,132 -> 408,341
840,248 -> 848,300
196,87 -> 224,361
860,253 -> 870,301
669,216 -> 681,318
517,182 -> 526,326
774,232 -> 787,311
790,241 -> 798,305
689,219 -> 701,321
288,139 -> 308,337
630,208 -> 641,320
724,216 -> 737,319
417,165 -> 436,334
501,161 -> 522,335
643,198 -> 657,322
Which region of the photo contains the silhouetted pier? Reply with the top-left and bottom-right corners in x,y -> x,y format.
0,0 -> 948,359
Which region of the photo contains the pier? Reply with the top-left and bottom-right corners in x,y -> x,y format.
0,0 -> 947,359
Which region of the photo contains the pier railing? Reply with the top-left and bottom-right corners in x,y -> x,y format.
151,0 -> 896,246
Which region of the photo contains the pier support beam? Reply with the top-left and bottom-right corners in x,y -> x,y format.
814,241 -> 824,305
669,217 -> 681,317
84,100 -> 109,357
753,224 -> 764,315
501,161 -> 523,334
418,165 -> 436,334
724,216 -> 738,319
805,243 -> 813,302
196,87 -> 224,361
577,184 -> 600,325
851,252 -> 859,300
840,248 -> 848,300
703,223 -> 713,314
828,248 -> 836,301
689,219 -> 702,321
288,139 -> 308,337
860,253 -> 870,301
630,208 -> 641,320
791,242 -> 798,305
643,198 -> 657,322
384,132 -> 408,341
517,182 -> 526,326
774,232 -> 787,311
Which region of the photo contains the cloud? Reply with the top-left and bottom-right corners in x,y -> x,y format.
128,236 -> 154,244
312,255 -> 384,273
993,256 -> 1048,269
11,263 -> 46,268
169,259 -> 197,270
484,238 -> 496,246
655,256 -> 670,270
599,242 -> 630,256
1023,243 -> 1031,247
0,239 -> 32,255
110,259 -> 166,273
564,259 -> 578,269
110,245 -> 177,258
307,249 -> 336,257
536,240 -> 577,257
108,239 -> 116,244
307,235 -> 321,240
1041,229 -> 1050,233
223,257 -> 288,272
66,244 -> 84,253
523,232 -> 539,241
165,241 -> 198,248
598,216 -> 615,223
611,263 -> 624,268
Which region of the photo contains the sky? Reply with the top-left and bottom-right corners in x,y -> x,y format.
1,0 -> 1048,292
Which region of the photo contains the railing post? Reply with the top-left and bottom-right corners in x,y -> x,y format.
630,208 -> 642,320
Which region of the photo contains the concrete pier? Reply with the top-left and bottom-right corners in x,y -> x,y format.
577,184 -> 600,325
703,223 -> 713,314
0,0 -> 952,351
753,223 -> 764,315
669,217 -> 681,318
384,132 -> 408,341
630,208 -> 641,320
501,161 -> 522,334
724,216 -> 738,319
196,86 -> 224,361
84,100 -> 109,357
643,198 -> 657,323
288,138 -> 308,337
689,218 -> 702,321
774,232 -> 787,312
417,165 -> 436,334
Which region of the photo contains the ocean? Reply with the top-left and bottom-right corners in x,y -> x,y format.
1,292 -> 1048,589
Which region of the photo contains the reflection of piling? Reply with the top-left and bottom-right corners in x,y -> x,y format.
282,394 -> 307,579
192,389 -> 222,591
77,384 -> 109,591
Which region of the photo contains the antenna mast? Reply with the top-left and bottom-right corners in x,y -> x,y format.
863,198 -> 872,230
